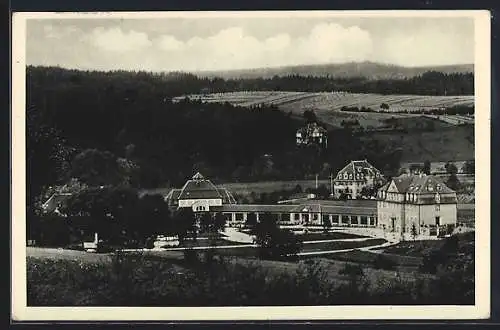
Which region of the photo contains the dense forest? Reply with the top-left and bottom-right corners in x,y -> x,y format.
29,66 -> 474,97
27,66 -> 456,210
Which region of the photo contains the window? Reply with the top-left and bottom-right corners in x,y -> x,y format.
349,174 -> 353,179
313,214 -> 318,220
344,173 -> 348,179
294,213 -> 300,220
235,213 -> 244,221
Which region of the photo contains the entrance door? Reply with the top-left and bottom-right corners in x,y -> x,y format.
391,217 -> 396,232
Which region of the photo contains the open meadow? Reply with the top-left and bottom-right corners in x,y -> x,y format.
173,91 -> 474,113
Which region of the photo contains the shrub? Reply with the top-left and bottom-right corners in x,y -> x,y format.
373,254 -> 397,270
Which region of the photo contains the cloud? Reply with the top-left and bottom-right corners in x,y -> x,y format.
149,23 -> 374,71
27,20 -> 472,72
157,35 -> 184,51
375,26 -> 474,66
90,27 -> 152,52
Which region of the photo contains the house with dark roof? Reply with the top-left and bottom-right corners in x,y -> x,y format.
333,160 -> 384,199
376,173 -> 457,237
164,172 -> 237,212
296,122 -> 328,148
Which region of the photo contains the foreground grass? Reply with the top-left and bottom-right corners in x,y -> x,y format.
301,239 -> 386,253
27,237 -> 474,306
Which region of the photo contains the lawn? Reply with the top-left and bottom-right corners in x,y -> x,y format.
312,249 -> 423,270
297,231 -> 368,241
378,231 -> 474,257
176,238 -> 251,248
301,238 -> 386,253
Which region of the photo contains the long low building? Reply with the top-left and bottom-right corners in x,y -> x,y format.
164,173 -> 378,228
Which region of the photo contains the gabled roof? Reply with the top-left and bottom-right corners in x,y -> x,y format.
42,193 -> 72,213
377,174 -> 457,204
390,174 -> 455,194
177,172 -> 223,200
165,173 -> 237,204
335,160 -> 382,181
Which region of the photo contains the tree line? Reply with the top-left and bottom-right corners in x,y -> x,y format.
340,104 -> 474,115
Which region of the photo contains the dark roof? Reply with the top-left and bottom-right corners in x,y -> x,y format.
216,202 -> 376,216
42,193 -> 72,212
377,174 -> 457,204
387,174 -> 455,194
287,199 -> 377,208
393,176 -> 413,193
177,172 -> 223,200
335,160 -> 382,182
163,173 -> 240,203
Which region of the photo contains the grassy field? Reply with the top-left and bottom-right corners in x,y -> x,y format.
175,91 -> 474,113
361,125 -> 474,163
307,249 -> 424,272
379,231 -> 474,257
26,246 -> 431,297
296,232 -> 367,241
301,239 -> 386,253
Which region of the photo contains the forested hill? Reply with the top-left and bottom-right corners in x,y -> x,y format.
28,65 -> 474,96
196,61 -> 474,80
26,66 -> 405,209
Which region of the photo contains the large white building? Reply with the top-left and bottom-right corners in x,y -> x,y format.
333,160 -> 384,199
164,172 -> 237,212
376,173 -> 458,237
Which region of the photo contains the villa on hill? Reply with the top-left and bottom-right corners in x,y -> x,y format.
295,122 -> 328,148
376,173 -> 458,237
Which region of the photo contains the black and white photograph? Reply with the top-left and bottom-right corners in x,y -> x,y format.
11,10 -> 490,321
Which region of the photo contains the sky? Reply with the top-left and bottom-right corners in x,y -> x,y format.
25,14 -> 475,72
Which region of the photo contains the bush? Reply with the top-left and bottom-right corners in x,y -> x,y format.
183,248 -> 200,264
373,254 -> 397,270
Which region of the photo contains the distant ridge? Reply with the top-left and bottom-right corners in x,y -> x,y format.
193,61 -> 474,80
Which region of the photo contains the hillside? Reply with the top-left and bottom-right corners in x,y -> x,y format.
195,62 -> 474,80
360,125 -> 474,163
174,91 -> 474,116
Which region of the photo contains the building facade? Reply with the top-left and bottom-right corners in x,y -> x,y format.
164,172 -> 237,212
165,173 -> 378,229
376,173 -> 457,237
296,122 -> 328,148
333,160 -> 384,199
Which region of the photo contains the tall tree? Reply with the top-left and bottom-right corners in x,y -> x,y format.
423,160 -> 431,175
172,208 -> 197,244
